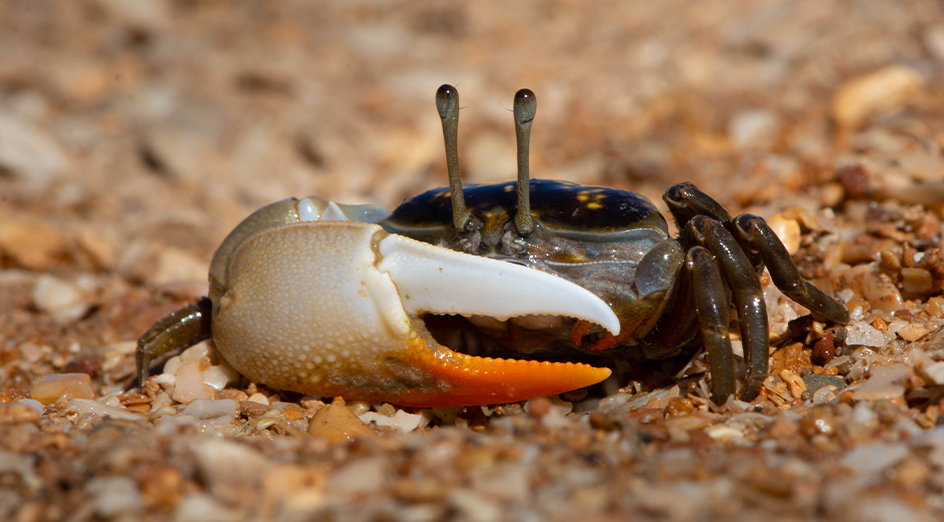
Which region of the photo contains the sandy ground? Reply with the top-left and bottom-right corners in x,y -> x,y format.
4,1 -> 944,521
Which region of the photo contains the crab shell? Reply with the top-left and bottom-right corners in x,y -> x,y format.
206,196 -> 621,407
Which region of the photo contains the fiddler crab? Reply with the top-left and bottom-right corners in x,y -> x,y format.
137,85 -> 849,408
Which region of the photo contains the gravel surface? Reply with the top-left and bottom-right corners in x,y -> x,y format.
4,1 -> 944,521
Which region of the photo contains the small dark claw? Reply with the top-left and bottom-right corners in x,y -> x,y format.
664,182 -> 733,230
134,297 -> 213,387
686,246 -> 737,404
732,214 -> 850,325
682,216 -> 768,401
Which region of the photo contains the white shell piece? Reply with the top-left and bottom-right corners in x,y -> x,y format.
376,234 -> 621,336
321,201 -> 348,221
296,197 -> 319,222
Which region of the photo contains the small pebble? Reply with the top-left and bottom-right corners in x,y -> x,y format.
180,342 -> 211,362
246,393 -> 269,405
468,462 -> 532,503
926,296 -> 944,318
181,399 -> 238,424
803,373 -> 846,395
925,25 -> 944,59
17,399 -> 44,416
261,463 -> 324,509
30,274 -> 93,323
193,440 -> 266,498
174,493 -> 242,522
845,322 -> 887,348
239,400 -> 271,418
202,364 -> 240,392
800,406 -> 838,437
589,412 -> 621,431
853,364 -> 911,401
818,182 -> 845,207
859,497 -> 925,522
46,57 -> 111,107
847,356 -> 870,381
93,0 -> 171,31
87,476 -> 142,518
172,359 -> 212,404
449,489 -> 501,522
525,397 -> 553,418
18,343 -> 49,363
597,385 -> 679,414
325,457 -> 390,496
704,425 -> 744,441
0,402 -> 41,425
900,268 -> 932,294
76,227 -> 117,270
162,355 -> 182,376
0,221 -> 70,271
360,409 -> 432,432
62,399 -> 144,422
62,356 -> 103,378
0,112 -> 68,188
922,361 -> 944,385
811,331 -> 837,366
74,412 -> 104,431
29,373 -> 95,405
665,397 -> 696,416
897,323 -> 930,342
842,442 -> 910,479
345,401 -> 371,415
831,65 -> 924,129
136,462 -> 182,511
728,110 -> 778,150
850,402 -> 879,426
307,399 -> 376,444
811,386 -> 839,405
374,403 -> 397,417
665,413 -> 713,434
842,265 -> 904,314
780,369 -> 807,399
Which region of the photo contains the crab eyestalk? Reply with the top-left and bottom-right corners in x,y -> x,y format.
513,88 -> 536,236
436,84 -> 472,233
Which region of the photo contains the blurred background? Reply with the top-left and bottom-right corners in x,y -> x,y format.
5,4 -> 944,520
0,0 -> 942,284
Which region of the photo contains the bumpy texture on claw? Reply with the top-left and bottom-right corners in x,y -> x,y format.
211,220 -> 616,407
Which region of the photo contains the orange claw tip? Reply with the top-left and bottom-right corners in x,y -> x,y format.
387,352 -> 612,408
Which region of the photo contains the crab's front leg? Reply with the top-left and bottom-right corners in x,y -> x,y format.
138,197 -> 621,408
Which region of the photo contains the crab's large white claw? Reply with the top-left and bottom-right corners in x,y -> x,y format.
376,234 -> 621,335
211,220 -> 615,407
